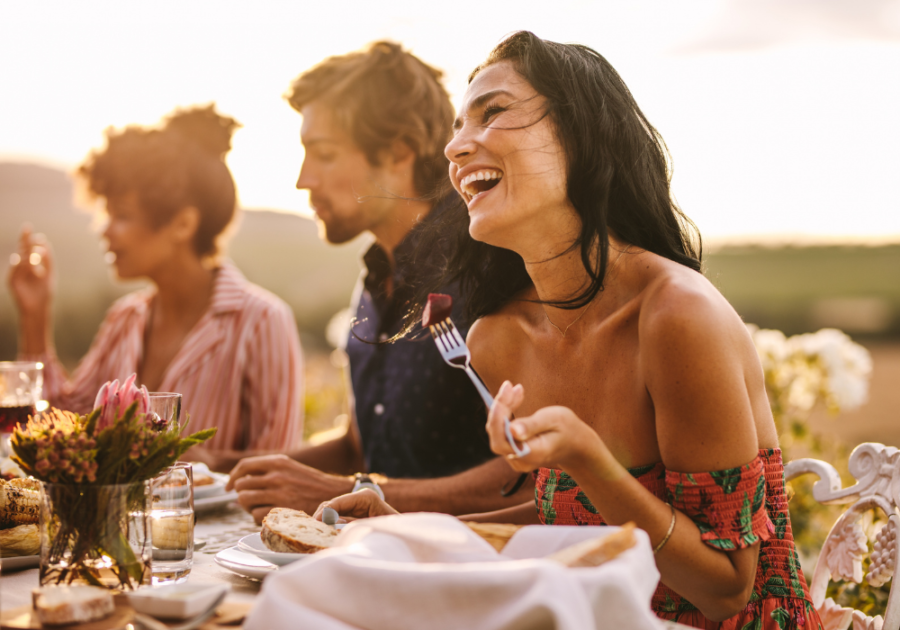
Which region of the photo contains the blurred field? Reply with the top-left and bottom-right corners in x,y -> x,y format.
1,161 -> 897,446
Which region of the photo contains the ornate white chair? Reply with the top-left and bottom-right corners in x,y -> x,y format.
785,443 -> 899,630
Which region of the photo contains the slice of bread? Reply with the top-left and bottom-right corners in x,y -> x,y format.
260,508 -> 339,554
33,585 -> 115,626
0,523 -> 40,557
465,522 -> 523,552
547,522 -> 637,568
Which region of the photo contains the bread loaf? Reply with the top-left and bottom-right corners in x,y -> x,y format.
33,585 -> 115,626
464,522 -> 522,552
260,508 -> 338,553
548,522 -> 637,568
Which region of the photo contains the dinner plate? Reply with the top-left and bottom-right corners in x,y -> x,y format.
214,547 -> 278,580
0,554 -> 39,571
237,533 -> 309,566
194,490 -> 239,514
190,463 -> 229,500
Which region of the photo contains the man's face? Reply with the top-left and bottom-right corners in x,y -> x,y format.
296,102 -> 395,244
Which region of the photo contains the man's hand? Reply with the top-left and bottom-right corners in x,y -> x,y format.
226,454 -> 355,524
312,489 -> 399,523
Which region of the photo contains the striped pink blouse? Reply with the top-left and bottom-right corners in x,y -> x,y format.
24,263 -> 304,452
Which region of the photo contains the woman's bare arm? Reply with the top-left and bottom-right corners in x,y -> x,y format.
485,281 -> 768,621
459,501 -> 542,524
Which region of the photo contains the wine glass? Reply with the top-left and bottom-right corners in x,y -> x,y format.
0,361 -> 43,459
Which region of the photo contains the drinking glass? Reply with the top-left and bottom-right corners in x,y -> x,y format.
147,392 -> 193,584
151,461 -> 194,584
0,361 -> 43,458
147,391 -> 182,431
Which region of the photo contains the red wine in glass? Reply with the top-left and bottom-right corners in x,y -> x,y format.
0,405 -> 35,433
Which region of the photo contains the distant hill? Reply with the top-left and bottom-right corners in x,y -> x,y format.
0,162 -> 362,364
1,161 -> 898,367
705,244 -> 900,337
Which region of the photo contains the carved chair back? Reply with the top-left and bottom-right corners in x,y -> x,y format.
784,443 -> 899,630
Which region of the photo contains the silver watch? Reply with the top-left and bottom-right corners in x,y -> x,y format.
352,472 -> 384,500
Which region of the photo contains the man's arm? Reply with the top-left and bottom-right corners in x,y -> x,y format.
377,457 -> 534,515
228,453 -> 534,524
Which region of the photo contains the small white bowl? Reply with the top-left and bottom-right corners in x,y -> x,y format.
127,582 -> 230,620
237,533 -> 309,566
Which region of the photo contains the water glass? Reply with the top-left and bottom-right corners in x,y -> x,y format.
0,361 -> 43,458
147,391 -> 182,430
151,461 -> 194,584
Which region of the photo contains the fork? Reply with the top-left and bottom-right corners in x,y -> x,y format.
429,318 -> 530,457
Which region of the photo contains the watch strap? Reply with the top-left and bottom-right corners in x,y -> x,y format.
352,472 -> 384,500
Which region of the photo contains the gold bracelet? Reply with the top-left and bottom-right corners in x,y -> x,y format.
653,502 -> 676,554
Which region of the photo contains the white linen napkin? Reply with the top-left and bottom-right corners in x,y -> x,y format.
244,513 -> 663,630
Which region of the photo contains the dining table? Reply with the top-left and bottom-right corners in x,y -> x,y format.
1,501 -> 261,628
1,501 -> 696,630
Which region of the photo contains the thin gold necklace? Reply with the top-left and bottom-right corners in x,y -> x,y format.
545,246 -> 627,338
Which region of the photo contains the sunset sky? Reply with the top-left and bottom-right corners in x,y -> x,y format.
1,0 -> 898,243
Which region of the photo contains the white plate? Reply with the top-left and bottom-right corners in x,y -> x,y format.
214,547 -> 278,580
0,554 -> 39,571
194,490 -> 239,514
127,582 -> 230,620
189,463 -> 229,500
237,533 -> 309,566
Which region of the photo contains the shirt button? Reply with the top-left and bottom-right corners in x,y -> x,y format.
379,333 -> 389,342
374,403 -> 385,415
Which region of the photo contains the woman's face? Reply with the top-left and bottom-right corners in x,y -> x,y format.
445,60 -> 573,250
102,194 -> 181,279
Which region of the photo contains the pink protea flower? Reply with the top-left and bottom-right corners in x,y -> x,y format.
93,374 -> 150,430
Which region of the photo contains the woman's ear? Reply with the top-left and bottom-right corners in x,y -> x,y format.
170,206 -> 201,244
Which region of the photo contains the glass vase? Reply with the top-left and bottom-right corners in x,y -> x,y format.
39,481 -> 152,590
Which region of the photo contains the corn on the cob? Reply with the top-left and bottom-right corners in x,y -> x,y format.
0,480 -> 41,527
8,477 -> 41,492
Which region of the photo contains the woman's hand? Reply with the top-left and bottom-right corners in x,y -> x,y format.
8,225 -> 55,318
312,489 -> 399,523
486,381 -> 607,474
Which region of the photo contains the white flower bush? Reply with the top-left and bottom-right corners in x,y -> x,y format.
747,325 -> 872,423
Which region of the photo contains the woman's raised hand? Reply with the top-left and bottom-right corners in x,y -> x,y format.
487,381 -> 605,474
8,225 -> 55,317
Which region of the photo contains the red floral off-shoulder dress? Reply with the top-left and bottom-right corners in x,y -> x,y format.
535,448 -> 824,629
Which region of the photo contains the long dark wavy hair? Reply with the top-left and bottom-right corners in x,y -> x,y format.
408,31 -> 702,327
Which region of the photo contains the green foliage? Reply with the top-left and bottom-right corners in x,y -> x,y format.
10,404 -> 216,485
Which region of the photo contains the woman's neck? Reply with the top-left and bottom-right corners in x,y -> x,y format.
519,232 -> 628,332
150,254 -> 216,326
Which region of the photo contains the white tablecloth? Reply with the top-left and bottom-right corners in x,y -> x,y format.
246,513 -> 666,630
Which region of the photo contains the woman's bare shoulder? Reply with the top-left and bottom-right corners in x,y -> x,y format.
635,258 -> 763,470
637,258 -> 742,343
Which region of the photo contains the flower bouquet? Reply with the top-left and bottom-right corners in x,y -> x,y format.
9,375 -> 215,590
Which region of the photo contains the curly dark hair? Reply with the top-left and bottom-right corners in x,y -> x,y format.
285,40 -> 455,198
410,31 -> 702,327
78,104 -> 241,258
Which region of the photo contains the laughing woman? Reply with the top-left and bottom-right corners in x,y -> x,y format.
321,33 -> 823,629
7,105 -> 304,467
